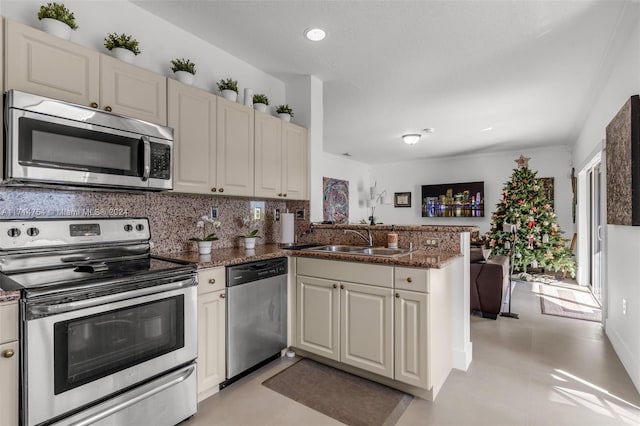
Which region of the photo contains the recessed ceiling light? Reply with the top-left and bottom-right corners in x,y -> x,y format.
482,127 -> 493,132
304,28 -> 326,41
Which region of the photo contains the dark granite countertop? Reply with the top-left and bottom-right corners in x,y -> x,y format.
159,244 -> 462,270
0,291 -> 20,302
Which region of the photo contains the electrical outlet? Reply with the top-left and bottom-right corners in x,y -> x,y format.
210,207 -> 218,220
274,209 -> 280,222
623,299 -> 627,315
425,238 -> 440,248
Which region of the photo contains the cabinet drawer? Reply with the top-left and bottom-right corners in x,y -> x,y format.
297,258 -> 393,288
198,267 -> 225,295
0,302 -> 18,345
395,267 -> 429,293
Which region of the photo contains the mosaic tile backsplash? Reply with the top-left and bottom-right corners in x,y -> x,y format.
0,187 -> 310,254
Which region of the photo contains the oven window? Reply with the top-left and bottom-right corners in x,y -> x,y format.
53,295 -> 184,395
19,118 -> 140,176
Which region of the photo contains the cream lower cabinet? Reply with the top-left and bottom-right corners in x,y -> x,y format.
341,282 -> 393,378
0,301 -> 19,426
5,19 -> 167,125
168,79 -> 217,194
197,268 -> 226,402
394,289 -> 429,388
296,275 -> 340,361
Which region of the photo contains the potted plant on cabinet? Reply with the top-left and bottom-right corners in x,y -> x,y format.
170,58 -> 196,85
217,78 -> 239,102
104,33 -> 141,64
276,104 -> 294,122
252,94 -> 269,112
37,2 -> 78,40
189,216 -> 221,255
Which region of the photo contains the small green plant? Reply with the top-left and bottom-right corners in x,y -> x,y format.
170,58 -> 196,75
189,216 -> 221,242
252,94 -> 269,105
104,33 -> 141,55
276,104 -> 294,116
37,2 -> 78,30
240,229 -> 261,239
217,78 -> 238,93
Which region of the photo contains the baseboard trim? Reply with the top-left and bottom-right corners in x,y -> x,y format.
452,341 -> 473,371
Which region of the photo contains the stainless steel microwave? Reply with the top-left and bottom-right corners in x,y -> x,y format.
4,90 -> 173,191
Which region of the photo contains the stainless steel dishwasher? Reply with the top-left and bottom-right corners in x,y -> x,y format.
222,257 -> 287,388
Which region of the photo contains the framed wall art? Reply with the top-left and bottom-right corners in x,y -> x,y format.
394,192 -> 411,207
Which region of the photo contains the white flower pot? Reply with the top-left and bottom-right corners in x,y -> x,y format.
243,237 -> 256,250
197,241 -> 213,255
41,18 -> 72,40
174,70 -> 195,85
253,103 -> 267,113
112,47 -> 135,64
221,89 -> 238,102
278,113 -> 291,122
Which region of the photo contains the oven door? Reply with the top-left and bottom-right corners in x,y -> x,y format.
6,108 -> 172,190
24,281 -> 196,426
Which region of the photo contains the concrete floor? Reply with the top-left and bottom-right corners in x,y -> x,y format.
185,281 -> 640,425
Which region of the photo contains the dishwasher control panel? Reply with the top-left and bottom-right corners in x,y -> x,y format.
226,258 -> 287,287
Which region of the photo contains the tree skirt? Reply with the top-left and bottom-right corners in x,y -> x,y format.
535,283 -> 602,322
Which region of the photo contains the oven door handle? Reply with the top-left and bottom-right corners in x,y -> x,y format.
29,277 -> 196,316
54,363 -> 195,426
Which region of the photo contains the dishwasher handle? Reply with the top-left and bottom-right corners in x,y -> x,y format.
226,257 -> 287,286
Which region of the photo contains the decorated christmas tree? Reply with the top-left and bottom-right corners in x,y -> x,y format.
485,155 -> 576,277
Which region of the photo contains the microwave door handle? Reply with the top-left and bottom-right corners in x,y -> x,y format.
141,136 -> 151,181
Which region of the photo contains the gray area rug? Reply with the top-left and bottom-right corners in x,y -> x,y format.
536,283 -> 602,322
262,358 -> 413,426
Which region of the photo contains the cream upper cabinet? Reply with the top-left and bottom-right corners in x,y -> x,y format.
395,289 -> 430,389
100,55 -> 167,125
340,282 -> 394,378
216,97 -> 254,196
282,121 -> 308,200
296,275 -> 340,361
197,268 -> 226,402
4,19 -> 166,125
5,19 -> 100,107
254,111 -> 283,198
168,79 -> 217,194
254,113 -> 308,200
0,301 -> 19,426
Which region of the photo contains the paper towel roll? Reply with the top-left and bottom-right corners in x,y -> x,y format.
281,213 -> 295,245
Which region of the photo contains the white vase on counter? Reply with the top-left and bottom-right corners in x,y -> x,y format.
243,237 -> 256,250
198,241 -> 213,255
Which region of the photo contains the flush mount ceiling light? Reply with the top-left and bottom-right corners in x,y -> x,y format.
304,28 -> 326,41
402,133 -> 422,145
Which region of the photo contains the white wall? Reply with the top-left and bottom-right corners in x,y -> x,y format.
370,146 -> 574,235
572,6 -> 640,392
0,0 -> 286,107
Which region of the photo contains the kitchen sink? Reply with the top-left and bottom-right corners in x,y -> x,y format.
303,245 -> 414,257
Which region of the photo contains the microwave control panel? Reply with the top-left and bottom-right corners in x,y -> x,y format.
150,143 -> 171,180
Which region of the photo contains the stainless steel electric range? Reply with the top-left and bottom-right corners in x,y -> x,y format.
0,217 -> 197,426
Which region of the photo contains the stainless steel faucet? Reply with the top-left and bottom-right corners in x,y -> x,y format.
343,229 -> 373,246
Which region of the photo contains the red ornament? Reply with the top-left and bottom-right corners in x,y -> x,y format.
518,199 -> 524,204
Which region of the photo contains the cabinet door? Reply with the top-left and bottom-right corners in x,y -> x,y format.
168,79 -> 217,194
296,276 -> 340,361
5,19 -> 100,107
216,97 -> 254,196
197,289 -> 226,402
254,111 -> 282,198
340,282 -> 393,378
282,122 -> 308,200
395,290 -> 430,389
100,54 -> 167,125
0,341 -> 18,426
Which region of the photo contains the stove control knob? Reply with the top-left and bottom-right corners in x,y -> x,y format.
124,224 -> 133,232
136,224 -> 145,232
7,228 -> 20,237
26,227 -> 39,237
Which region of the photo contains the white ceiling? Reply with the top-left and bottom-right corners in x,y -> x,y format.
133,0 -> 637,164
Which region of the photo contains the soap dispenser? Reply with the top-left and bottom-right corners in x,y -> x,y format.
387,225 -> 398,249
